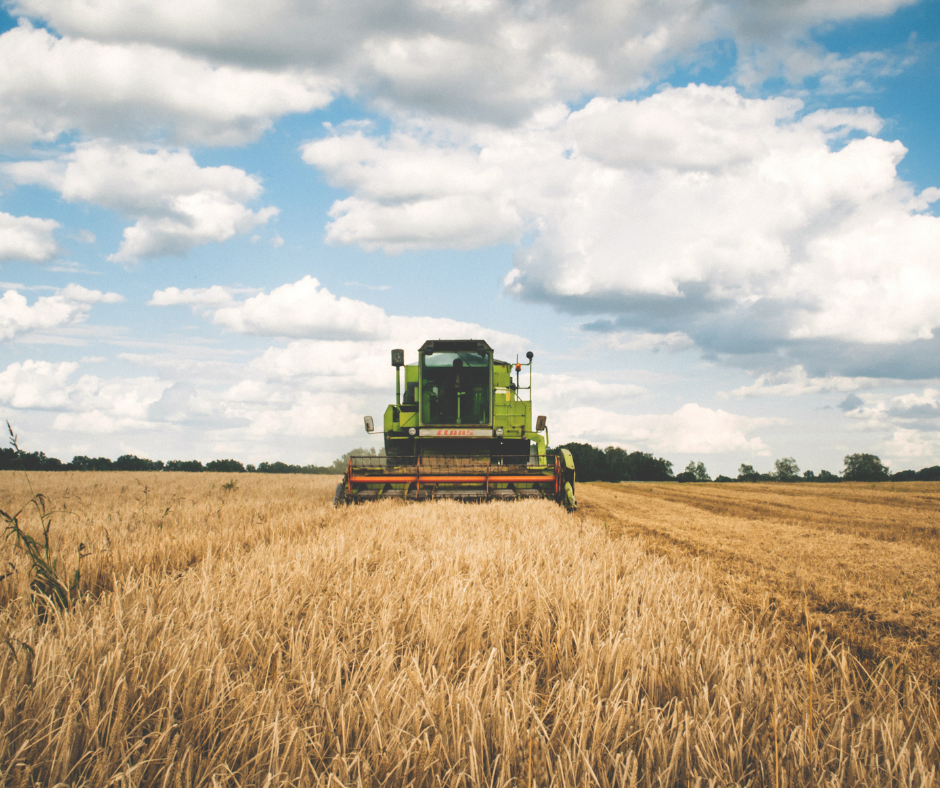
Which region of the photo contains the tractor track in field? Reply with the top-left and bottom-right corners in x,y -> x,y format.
576,482 -> 940,685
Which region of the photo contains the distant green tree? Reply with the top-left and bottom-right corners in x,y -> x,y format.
684,461 -> 710,482
165,459 -> 204,472
842,453 -> 889,482
554,444 -> 673,482
115,454 -> 162,471
624,450 -> 673,481
604,447 -> 674,481
737,463 -> 761,482
604,446 -> 632,480
555,443 -> 608,481
257,461 -> 291,474
206,459 -> 245,473
817,469 -> 840,482
71,455 -> 115,471
774,457 -> 800,482
0,445 -> 65,471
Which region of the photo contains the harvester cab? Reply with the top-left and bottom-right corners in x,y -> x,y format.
335,339 -> 576,509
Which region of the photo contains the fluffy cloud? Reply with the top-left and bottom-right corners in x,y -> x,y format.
886,389 -> 940,421
7,0 -> 915,124
725,365 -> 890,398
0,359 -> 166,431
148,285 -> 237,308
554,402 -> 775,455
5,143 -> 277,262
0,360 -> 78,409
155,276 -> 526,349
0,211 -> 60,263
210,276 -> 389,339
842,387 -> 940,426
735,41 -> 914,94
146,381 -> 249,429
590,330 -> 696,353
301,85 -> 940,363
226,387 -> 363,440
537,374 -> 646,408
829,387 -> 940,468
0,356 -> 359,441
304,128 -> 525,251
0,284 -> 124,341
0,22 -> 333,146
2,1 -> 709,123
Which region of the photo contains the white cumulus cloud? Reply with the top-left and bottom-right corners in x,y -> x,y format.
0,359 -> 78,409
0,211 -> 60,262
155,276 -> 527,351
5,143 -> 278,262
300,84 -> 940,354
7,0 -> 915,124
537,373 -> 646,408
0,22 -> 334,146
725,366 -> 890,398
554,402 -> 775,455
148,285 -> 236,308
0,284 -> 124,341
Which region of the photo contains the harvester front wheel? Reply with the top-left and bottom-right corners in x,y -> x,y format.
333,482 -> 346,508
563,481 -> 577,512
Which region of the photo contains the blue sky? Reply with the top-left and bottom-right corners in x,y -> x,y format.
1,0 -> 939,477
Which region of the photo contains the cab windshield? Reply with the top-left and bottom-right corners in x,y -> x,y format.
421,351 -> 490,425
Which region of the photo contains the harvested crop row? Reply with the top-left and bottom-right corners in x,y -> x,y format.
581,481 -> 940,683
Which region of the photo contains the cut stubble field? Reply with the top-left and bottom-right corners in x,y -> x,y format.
580,481 -> 940,683
0,471 -> 937,787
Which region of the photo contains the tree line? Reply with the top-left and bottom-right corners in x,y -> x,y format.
555,443 -> 940,484
2,429 -> 938,484
0,444 -> 385,475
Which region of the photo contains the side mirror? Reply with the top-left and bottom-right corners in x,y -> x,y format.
535,415 -> 547,432
391,349 -> 404,367
526,351 -> 534,361
364,416 -> 375,433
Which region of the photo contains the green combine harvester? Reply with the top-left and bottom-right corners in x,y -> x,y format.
335,339 -> 576,509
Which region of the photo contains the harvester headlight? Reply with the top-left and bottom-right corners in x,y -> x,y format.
495,427 -> 504,437
408,427 -> 417,436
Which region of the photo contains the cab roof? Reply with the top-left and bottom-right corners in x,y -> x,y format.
419,339 -> 493,355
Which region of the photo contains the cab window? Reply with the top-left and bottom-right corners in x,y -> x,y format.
421,351 -> 490,425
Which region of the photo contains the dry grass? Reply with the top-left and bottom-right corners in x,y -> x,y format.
0,471 -> 937,786
580,482 -> 940,683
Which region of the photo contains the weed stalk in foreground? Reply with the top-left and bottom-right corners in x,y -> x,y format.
1,422 -> 87,619
804,594 -> 816,775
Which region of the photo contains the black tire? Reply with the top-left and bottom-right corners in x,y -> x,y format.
564,481 -> 577,512
333,482 -> 346,508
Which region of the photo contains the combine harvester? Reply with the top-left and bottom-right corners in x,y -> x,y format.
335,339 -> 576,509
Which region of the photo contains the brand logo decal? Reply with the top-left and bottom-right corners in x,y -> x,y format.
419,428 -> 493,437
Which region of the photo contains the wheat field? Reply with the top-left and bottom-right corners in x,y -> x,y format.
1,471 -> 938,787
580,482 -> 940,683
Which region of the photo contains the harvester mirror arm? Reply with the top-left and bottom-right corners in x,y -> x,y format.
364,416 -> 375,433
535,414 -> 548,448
